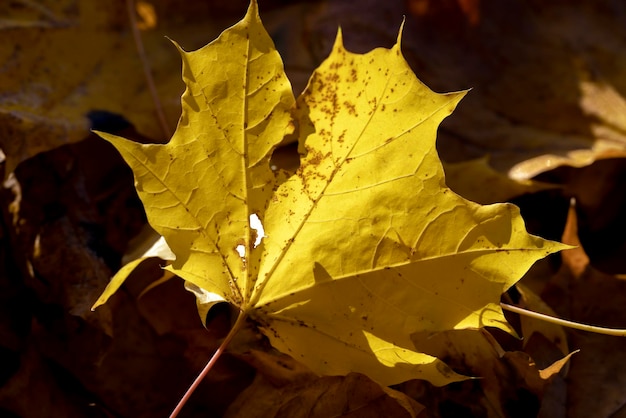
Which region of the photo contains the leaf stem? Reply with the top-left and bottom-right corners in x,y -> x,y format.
501,302 -> 626,336
169,310 -> 248,418
126,0 -> 172,139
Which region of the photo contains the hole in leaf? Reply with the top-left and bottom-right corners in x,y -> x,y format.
235,214 -> 265,259
250,213 -> 265,248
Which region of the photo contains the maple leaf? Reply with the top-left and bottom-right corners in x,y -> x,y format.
93,1 -> 565,387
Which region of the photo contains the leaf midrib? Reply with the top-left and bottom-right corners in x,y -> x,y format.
249,55 -> 459,307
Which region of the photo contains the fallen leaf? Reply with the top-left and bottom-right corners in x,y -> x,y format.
413,1 -> 626,179
407,328 -> 575,418
238,349 -> 316,387
226,350 -> 426,418
443,157 -> 558,204
515,283 -> 568,358
542,202 -> 626,417
550,158 -> 626,273
0,1 -> 157,174
509,149 -> 626,181
95,0 -> 565,387
538,351 -> 578,381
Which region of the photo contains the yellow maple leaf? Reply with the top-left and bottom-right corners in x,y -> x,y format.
93,1 -> 566,387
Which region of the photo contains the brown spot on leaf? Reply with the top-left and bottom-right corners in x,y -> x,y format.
343,101 -> 357,116
326,73 -> 340,83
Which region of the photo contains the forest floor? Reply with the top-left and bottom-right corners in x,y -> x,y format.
2,1 -> 626,417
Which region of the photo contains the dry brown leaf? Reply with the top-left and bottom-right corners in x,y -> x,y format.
557,159 -> 626,273
443,157 -> 558,204
542,203 -> 626,417
538,351 -> 578,381
226,350 -> 426,418
515,283 -> 568,358
408,328 -> 574,418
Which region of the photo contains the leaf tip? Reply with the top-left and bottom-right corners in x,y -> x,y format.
396,16 -> 406,50
91,299 -> 104,311
167,36 -> 184,53
246,0 -> 259,19
92,129 -> 122,146
332,26 -> 345,53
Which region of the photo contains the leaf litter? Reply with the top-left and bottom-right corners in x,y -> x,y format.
5,1 -> 626,417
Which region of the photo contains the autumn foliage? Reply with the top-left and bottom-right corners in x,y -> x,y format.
3,1 -> 626,417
